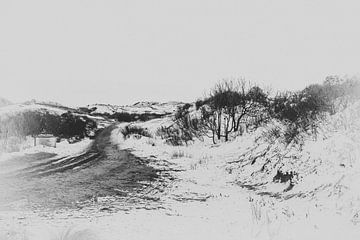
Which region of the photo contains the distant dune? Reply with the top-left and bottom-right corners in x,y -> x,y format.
86,101 -> 183,115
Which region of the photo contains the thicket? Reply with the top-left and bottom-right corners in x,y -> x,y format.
111,112 -> 166,122
121,125 -> 152,139
173,76 -> 360,144
155,103 -> 205,146
174,80 -> 269,144
156,125 -> 194,146
0,111 -> 97,141
269,76 -> 360,143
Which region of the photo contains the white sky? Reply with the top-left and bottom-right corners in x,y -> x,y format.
1,0 -> 359,106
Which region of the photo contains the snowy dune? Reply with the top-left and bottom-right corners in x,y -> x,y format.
86,101 -> 183,115
0,100 -> 360,239
0,103 -> 67,119
106,99 -> 360,239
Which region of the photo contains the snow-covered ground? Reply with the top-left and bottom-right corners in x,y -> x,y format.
1,100 -> 360,240
104,99 -> 360,239
0,100 -> 109,154
0,138 -> 93,163
0,103 -> 67,120
87,101 -> 183,115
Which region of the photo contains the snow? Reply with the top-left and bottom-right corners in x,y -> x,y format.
1,100 -> 360,239
104,99 -> 360,239
87,101 -> 183,115
0,138 -> 92,163
0,103 -> 67,120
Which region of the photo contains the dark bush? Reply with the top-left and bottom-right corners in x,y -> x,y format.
138,113 -> 165,121
42,112 -> 62,136
173,105 -> 204,141
111,112 -> 134,122
273,170 -> 298,185
78,107 -> 93,114
247,86 -> 269,106
58,112 -> 97,140
197,79 -> 269,142
156,125 -> 193,146
121,125 -> 152,139
268,78 -> 360,143
0,111 -> 97,142
195,99 -> 205,110
270,89 -> 326,135
182,103 -> 192,111
110,112 -> 165,122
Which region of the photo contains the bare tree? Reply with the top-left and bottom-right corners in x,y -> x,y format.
203,79 -> 269,142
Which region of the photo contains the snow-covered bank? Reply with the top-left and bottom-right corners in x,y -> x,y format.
87,101 -> 182,115
104,100 -> 360,239
2,190 -> 360,240
0,103 -> 67,120
1,99 -> 360,240
0,138 -> 92,163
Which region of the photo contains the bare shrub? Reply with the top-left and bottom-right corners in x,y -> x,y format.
190,156 -> 210,170
156,125 -> 193,146
0,111 -> 97,152
195,99 -> 205,110
121,125 -> 152,139
171,150 -> 190,159
111,112 -> 134,122
198,79 -> 269,143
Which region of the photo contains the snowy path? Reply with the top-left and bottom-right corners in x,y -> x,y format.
0,125 -> 256,240
0,125 -> 162,212
1,122 -> 360,240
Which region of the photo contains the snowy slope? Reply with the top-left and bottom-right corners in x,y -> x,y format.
110,100 -> 360,197
86,101 -> 184,115
105,99 -> 360,239
1,99 -> 359,240
0,101 -> 109,125
0,102 -> 68,119
228,100 -> 360,198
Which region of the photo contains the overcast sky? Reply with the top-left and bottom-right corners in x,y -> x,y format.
1,0 -> 359,106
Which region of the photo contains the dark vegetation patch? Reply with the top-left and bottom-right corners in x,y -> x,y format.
173,80 -> 270,144
80,107 -> 167,123
156,125 -> 194,146
0,126 -> 163,211
154,103 -> 207,146
269,76 -> 360,144
174,76 -> 360,145
273,170 -> 298,184
78,107 -> 97,114
0,111 -> 98,146
121,125 -> 152,139
111,112 -> 166,122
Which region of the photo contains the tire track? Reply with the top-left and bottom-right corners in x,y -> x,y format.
0,124 -> 167,211
14,126 -> 118,178
35,152 -> 102,177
